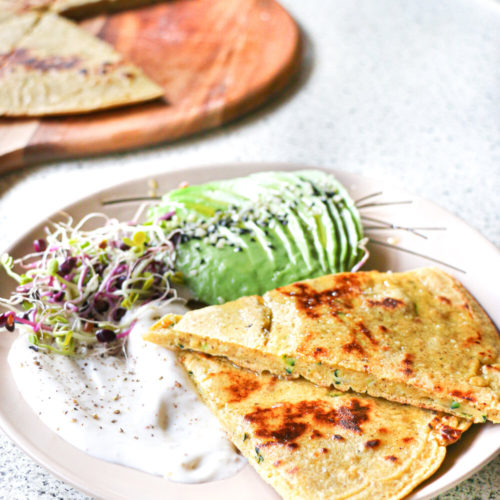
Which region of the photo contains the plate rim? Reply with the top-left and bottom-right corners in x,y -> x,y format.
0,161 -> 499,500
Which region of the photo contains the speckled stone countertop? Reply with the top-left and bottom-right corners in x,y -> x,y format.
1,0 -> 500,498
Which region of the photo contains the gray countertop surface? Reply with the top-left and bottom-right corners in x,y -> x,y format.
1,0 -> 499,498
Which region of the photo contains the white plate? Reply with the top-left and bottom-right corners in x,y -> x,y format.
0,163 -> 499,500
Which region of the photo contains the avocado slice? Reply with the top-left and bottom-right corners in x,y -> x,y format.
297,170 -> 364,271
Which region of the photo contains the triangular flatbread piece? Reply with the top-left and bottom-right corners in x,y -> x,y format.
181,352 -> 469,500
146,267 -> 500,423
49,0 -> 162,18
0,0 -> 160,17
0,12 -> 163,116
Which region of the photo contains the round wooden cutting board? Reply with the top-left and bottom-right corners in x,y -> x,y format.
0,0 -> 300,172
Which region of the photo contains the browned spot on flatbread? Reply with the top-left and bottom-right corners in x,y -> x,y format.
223,371 -> 261,403
313,346 -> 328,358
333,434 -> 344,441
267,376 -> 279,388
365,439 -> 381,449
385,455 -> 398,462
402,437 -> 414,444
342,340 -> 365,355
280,274 -> 363,319
367,297 -> 405,309
462,302 -> 474,319
5,48 -> 82,72
310,429 -> 323,439
401,353 -> 414,376
296,331 -> 316,355
440,425 -> 463,444
464,330 -> 482,346
450,390 -> 476,402
437,296 -> 452,305
244,398 -> 371,449
357,321 -> 378,345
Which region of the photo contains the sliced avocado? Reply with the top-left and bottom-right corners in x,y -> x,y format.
148,170 -> 364,304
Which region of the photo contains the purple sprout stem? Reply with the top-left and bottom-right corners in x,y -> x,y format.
116,320 -> 137,339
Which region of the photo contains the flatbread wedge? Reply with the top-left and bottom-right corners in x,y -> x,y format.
181,352 -> 470,500
0,0 -> 161,18
146,267 -> 500,423
0,12 -> 163,116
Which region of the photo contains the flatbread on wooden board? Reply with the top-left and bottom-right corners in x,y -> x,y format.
0,0 -> 160,17
146,267 -> 500,423
0,12 -> 163,116
49,0 -> 163,18
181,352 -> 470,500
0,1 -> 52,16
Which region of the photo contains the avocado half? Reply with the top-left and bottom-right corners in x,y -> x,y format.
148,170 -> 364,305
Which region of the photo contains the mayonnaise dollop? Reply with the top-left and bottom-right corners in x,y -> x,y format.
8,301 -> 246,482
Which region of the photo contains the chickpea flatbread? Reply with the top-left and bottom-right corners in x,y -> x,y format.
146,267 -> 500,423
0,12 -> 163,116
181,352 -> 469,500
0,1 -> 52,16
50,0 -> 163,18
0,0 -> 160,17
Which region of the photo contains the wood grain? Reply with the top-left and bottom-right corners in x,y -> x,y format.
0,0 -> 300,172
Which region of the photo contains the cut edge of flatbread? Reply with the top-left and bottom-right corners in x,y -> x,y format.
145,268 -> 500,423
0,11 -> 41,52
50,0 -> 163,19
0,11 -> 163,116
180,351 -> 470,500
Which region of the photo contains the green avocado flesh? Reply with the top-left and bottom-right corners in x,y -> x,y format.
148,170 -> 364,305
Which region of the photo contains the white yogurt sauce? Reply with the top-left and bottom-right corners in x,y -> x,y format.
7,301 -> 246,483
